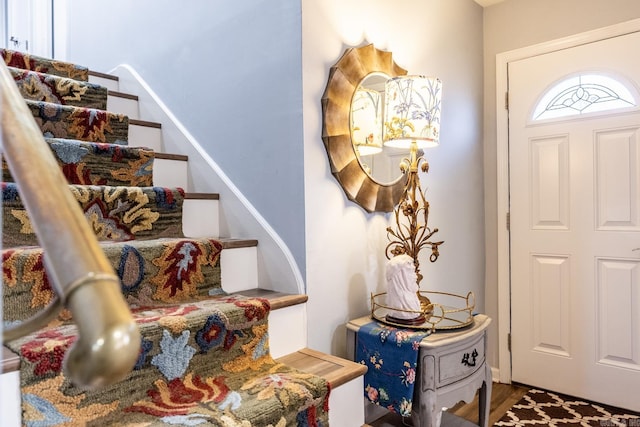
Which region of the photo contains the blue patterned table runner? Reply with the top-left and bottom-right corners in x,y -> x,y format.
355,321 -> 430,417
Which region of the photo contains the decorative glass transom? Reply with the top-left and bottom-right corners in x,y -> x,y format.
532,74 -> 636,121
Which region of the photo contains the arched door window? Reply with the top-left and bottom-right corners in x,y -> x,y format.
532,73 -> 637,121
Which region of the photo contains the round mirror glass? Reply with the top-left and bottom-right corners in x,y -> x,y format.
350,72 -> 404,185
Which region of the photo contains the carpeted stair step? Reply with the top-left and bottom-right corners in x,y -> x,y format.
4,294 -> 330,426
1,48 -> 89,81
1,290 -> 310,375
3,237 -> 222,324
2,138 -> 154,187
26,99 -> 129,144
2,183 -> 185,247
9,66 -> 108,110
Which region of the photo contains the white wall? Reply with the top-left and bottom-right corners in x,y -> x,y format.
482,0 -> 640,373
303,0 -> 484,356
56,0 -> 308,279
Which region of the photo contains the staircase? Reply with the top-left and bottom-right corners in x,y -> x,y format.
0,49 -> 366,426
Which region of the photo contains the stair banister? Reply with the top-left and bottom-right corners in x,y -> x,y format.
0,60 -> 140,389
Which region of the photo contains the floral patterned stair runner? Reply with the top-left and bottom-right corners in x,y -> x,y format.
9,66 -> 108,110
3,236 -> 331,424
2,183 -> 185,246
1,48 -> 89,81
2,138 -> 155,187
5,296 -> 330,426
25,99 -> 129,145
3,238 -> 225,324
2,49 -> 331,426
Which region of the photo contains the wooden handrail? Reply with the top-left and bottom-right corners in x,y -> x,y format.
0,60 -> 140,389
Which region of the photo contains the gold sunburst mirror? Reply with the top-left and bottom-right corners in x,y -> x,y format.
321,44 -> 408,213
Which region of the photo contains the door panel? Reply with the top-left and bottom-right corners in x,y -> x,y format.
6,0 -> 52,57
596,258 -> 640,369
595,127 -> 640,229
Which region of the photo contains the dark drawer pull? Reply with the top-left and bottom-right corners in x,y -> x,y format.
461,349 -> 479,367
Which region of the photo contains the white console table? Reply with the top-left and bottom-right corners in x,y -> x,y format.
346,314 -> 492,427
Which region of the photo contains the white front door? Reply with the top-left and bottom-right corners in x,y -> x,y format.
4,0 -> 52,57
509,30 -> 640,411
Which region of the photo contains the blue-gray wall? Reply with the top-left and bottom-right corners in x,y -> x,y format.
60,0 -> 306,277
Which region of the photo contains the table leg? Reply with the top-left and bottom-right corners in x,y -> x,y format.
415,389 -> 442,427
478,363 -> 492,427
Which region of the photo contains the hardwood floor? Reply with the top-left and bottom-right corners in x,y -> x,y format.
365,382 -> 530,426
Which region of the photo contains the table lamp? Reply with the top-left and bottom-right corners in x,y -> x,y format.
382,75 -> 444,313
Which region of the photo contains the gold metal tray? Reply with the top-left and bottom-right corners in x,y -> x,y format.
370,290 -> 475,332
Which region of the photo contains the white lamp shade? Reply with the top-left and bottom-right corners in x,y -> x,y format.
383,75 -> 442,149
350,86 -> 383,155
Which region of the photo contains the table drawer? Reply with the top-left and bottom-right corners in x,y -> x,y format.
437,333 -> 485,387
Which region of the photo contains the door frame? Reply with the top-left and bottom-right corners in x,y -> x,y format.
495,17 -> 640,384
1,0 -> 7,48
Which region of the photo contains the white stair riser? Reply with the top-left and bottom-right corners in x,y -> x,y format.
153,157 -> 188,189
107,95 -> 139,120
128,124 -> 162,152
331,379 -> 366,426
182,199 -> 219,238
88,75 -> 119,92
0,371 -> 20,427
220,247 -> 258,293
268,304 -> 307,359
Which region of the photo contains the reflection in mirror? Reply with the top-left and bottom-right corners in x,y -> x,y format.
351,86 -> 383,157
351,73 -> 405,185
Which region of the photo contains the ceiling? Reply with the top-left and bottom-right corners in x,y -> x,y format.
474,0 -> 507,6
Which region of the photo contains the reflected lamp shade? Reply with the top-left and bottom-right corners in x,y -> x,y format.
383,75 -> 442,149
350,87 -> 383,155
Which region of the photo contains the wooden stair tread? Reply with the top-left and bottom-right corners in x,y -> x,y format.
219,238 -> 258,249
184,192 -> 219,200
155,152 -> 188,162
109,90 -> 138,101
232,288 -> 308,310
88,70 -> 118,81
276,348 -> 367,389
1,346 -> 19,373
129,119 -> 161,128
